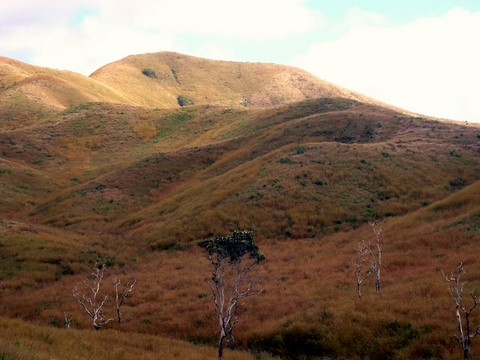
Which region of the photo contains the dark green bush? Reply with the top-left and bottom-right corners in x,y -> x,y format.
177,95 -> 194,107
449,177 -> 467,189
277,157 -> 294,164
249,326 -> 332,359
293,146 -> 307,155
142,68 -> 157,79
249,319 -> 428,360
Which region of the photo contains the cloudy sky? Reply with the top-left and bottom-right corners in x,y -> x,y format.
1,0 -> 479,122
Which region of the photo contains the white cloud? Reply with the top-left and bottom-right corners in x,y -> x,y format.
188,44 -> 237,62
0,0 -> 320,75
86,0 -> 320,40
0,16 -> 176,75
0,1 -> 82,28
294,7 -> 480,122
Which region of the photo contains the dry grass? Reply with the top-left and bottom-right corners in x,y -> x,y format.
90,51 -> 368,109
1,53 -> 480,358
1,183 -> 478,358
0,317 -> 268,360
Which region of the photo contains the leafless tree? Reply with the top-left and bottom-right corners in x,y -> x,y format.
354,240 -> 372,299
370,221 -> 382,293
73,264 -> 112,331
64,313 -> 72,328
199,230 -> 265,360
112,277 -> 136,324
354,222 -> 382,298
443,261 -> 480,359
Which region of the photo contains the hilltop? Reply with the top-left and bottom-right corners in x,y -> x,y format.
0,52 -> 479,359
0,52 -> 396,130
0,56 -> 129,129
90,51 -> 371,108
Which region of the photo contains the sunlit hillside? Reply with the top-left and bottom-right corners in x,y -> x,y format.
0,57 -> 129,130
90,51 -> 376,108
0,52 -> 479,359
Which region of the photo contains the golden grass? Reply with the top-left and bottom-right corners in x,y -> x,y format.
1,183 -> 477,358
1,53 -> 480,358
0,317 -> 268,360
90,51 -> 370,109
0,57 -> 130,130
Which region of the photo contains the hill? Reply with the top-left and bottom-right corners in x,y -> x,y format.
0,57 -> 129,130
1,52 -> 380,131
0,52 -> 479,359
90,51 -> 372,108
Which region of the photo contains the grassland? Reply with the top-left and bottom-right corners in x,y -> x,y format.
0,317 -> 269,360
0,53 -> 479,359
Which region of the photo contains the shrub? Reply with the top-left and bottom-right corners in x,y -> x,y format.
449,177 -> 467,189
250,326 -> 332,359
293,146 -> 307,155
277,157 -> 294,164
449,149 -> 460,158
177,95 -> 194,107
142,68 -> 157,79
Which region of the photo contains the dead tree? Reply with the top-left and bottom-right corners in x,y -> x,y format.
64,313 -> 72,328
354,240 -> 372,299
73,264 -> 112,331
113,277 -> 136,324
443,261 -> 480,359
198,230 -> 265,360
354,222 -> 383,298
370,221 -> 382,293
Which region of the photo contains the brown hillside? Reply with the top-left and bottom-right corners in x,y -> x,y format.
0,57 -> 129,129
1,53 -> 480,359
1,53 -> 392,130
90,51 -> 367,108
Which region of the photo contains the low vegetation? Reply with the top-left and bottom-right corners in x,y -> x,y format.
142,68 -> 158,79
0,52 -> 479,359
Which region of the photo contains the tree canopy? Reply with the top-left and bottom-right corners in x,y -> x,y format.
198,230 -> 265,264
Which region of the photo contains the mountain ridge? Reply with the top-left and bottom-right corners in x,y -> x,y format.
1,52 -> 416,120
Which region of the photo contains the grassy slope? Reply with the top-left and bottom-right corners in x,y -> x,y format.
1,182 -> 478,359
0,57 -> 130,130
1,53 -> 480,359
7,99 -> 477,245
90,51 -> 370,108
0,317 -> 268,360
0,101 -> 478,359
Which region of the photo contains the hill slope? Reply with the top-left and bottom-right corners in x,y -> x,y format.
0,52 -> 479,359
1,52 -> 386,130
90,51 -> 370,108
0,57 -> 130,130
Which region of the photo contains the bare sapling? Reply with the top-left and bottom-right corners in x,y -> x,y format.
64,313 -> 72,328
354,240 -> 372,299
443,261 -> 480,359
113,277 -> 136,324
370,221 -> 382,293
198,230 -> 265,360
73,264 -> 112,330
354,221 -> 383,298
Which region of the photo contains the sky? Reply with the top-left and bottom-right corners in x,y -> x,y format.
1,1 -> 479,122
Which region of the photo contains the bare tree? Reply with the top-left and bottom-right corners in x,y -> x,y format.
443,261 -> 480,359
73,264 -> 112,331
353,222 -> 382,298
198,230 -> 265,360
354,240 -> 372,299
370,221 -> 382,293
64,312 -> 72,329
113,277 -> 136,324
